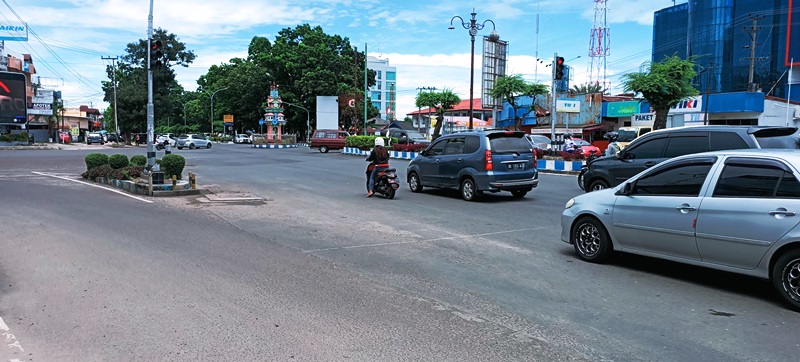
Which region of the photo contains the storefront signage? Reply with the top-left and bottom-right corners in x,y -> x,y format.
631,112 -> 655,127
606,101 -> 640,117
670,96 -> 703,113
556,100 -> 580,113
0,23 -> 27,41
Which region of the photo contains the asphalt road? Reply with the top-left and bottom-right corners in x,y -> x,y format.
1,143 -> 798,361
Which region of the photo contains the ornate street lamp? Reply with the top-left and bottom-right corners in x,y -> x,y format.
450,9 -> 497,131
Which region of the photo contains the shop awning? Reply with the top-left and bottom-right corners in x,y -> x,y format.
582,122 -> 614,131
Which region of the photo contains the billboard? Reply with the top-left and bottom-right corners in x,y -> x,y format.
481,36 -> 508,108
0,23 -> 27,41
0,71 -> 27,124
29,88 -> 54,116
788,0 -> 800,66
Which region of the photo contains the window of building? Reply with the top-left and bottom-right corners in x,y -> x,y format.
386,72 -> 396,81
376,71 -> 382,80
371,91 -> 381,100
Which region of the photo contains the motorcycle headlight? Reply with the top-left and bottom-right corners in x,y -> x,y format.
565,198 -> 575,209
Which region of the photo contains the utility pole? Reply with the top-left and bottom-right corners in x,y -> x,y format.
146,0 -> 156,171
704,61 -> 714,125
416,86 -> 436,135
744,14 -> 766,92
101,56 -> 119,138
550,52 -> 558,152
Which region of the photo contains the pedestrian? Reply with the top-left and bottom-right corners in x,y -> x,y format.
135,134 -> 141,146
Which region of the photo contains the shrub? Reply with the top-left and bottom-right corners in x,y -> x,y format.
160,154 -> 185,180
85,153 -> 109,171
109,154 -> 129,169
110,166 -> 144,181
345,136 -> 393,150
557,151 -> 585,161
0,132 -> 29,142
391,143 -> 428,152
86,164 -> 114,180
129,155 -> 147,166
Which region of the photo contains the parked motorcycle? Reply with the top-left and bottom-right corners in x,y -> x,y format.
366,163 -> 400,199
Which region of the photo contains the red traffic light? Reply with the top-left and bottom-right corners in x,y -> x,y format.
149,38 -> 163,69
556,56 -> 564,65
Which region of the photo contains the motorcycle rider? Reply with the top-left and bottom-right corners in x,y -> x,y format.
604,131 -> 620,156
366,137 -> 390,197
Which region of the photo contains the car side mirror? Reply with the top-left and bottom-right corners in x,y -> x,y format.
616,182 -> 634,196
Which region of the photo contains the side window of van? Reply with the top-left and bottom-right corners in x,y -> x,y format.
427,139 -> 447,156
314,131 -> 325,138
663,135 -> 709,158
639,128 -> 651,137
710,132 -> 748,151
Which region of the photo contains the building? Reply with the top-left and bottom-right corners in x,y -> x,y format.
653,0 -> 799,101
367,56 -> 396,121
406,98 -> 493,135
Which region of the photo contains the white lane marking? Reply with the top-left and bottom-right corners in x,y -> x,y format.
304,228 -> 544,253
0,316 -> 25,356
31,171 -> 154,203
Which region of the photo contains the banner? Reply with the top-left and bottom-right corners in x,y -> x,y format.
0,23 -> 27,41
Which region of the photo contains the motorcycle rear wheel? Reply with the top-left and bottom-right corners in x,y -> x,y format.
386,187 -> 396,199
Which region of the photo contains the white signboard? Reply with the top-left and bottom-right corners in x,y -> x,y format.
631,112 -> 655,127
556,100 -> 580,113
670,96 -> 703,114
315,96 -> 339,130
0,23 -> 27,41
29,89 -> 54,115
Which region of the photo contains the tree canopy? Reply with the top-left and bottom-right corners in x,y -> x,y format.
620,55 -> 699,130
489,75 -> 549,131
415,89 -> 460,138
571,83 -> 604,95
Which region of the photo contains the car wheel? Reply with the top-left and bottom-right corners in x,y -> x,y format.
156,144 -> 164,150
772,249 -> 800,312
320,145 -> 329,153
511,190 -> 528,199
589,179 -> 609,192
206,143 -> 212,149
189,143 -> 195,149
177,146 -> 183,150
572,217 -> 613,263
460,178 -> 479,201
408,172 -> 423,193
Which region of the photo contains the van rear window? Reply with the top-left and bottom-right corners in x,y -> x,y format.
489,135 -> 532,154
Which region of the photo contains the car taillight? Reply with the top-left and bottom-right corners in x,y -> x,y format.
485,150 -> 493,171
532,148 -> 537,163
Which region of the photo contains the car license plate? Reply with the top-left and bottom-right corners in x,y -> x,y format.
508,163 -> 524,170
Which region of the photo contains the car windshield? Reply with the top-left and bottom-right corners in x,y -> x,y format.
406,131 -> 427,140
529,135 -> 550,144
178,135 -> 189,139
617,129 -> 639,142
573,139 -> 590,146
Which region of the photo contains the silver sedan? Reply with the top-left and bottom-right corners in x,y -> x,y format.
561,149 -> 800,312
176,134 -> 212,149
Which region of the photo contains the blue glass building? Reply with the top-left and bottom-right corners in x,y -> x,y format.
653,0 -> 800,101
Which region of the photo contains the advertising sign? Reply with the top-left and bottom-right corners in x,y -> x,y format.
0,23 -> 27,41
481,37 -> 508,108
631,113 -> 656,127
556,100 -> 580,113
669,96 -> 703,114
0,71 -> 27,124
606,101 -> 640,117
223,114 -> 233,123
29,89 -> 54,116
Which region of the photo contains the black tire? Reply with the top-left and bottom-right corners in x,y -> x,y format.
320,145 -> 329,153
772,249 -> 800,312
177,146 -> 183,150
206,143 -> 212,149
386,187 -> 396,200
511,190 -> 528,199
461,178 -> 479,201
572,217 -> 613,263
577,169 -> 587,190
408,172 -> 423,193
189,143 -> 195,150
156,144 -> 164,151
589,179 -> 609,192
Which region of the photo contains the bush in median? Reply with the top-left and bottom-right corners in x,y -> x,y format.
109,154 -> 129,169
160,154 -> 185,180
85,153 -> 109,171
129,155 -> 147,166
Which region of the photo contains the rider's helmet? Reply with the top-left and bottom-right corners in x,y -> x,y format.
374,137 -> 385,147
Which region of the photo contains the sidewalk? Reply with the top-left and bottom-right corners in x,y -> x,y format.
0,142 -> 136,151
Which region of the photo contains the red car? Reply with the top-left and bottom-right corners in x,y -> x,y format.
58,132 -> 71,143
572,138 -> 601,158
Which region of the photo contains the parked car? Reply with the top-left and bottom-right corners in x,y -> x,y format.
156,134 -> 176,147
309,129 -> 350,153
571,138 -> 601,158
58,132 -> 71,143
106,133 -> 119,142
406,130 -> 538,201
176,134 -> 212,149
562,149 -> 800,312
615,126 -> 653,149
526,134 -> 551,151
580,125 -> 799,192
234,134 -> 252,144
85,132 -> 105,145
382,128 -> 430,146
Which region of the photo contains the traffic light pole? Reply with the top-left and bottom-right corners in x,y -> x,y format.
146,0 -> 155,171
550,52 -> 557,152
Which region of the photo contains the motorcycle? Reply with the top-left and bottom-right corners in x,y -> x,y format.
366,162 -> 400,199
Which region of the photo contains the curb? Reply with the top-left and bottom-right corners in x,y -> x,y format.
341,147 -> 584,174
251,144 -> 299,149
95,177 -> 197,196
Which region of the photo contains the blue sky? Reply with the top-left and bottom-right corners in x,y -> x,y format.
0,0 -> 678,117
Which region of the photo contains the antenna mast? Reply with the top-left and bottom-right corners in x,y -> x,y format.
588,0 -> 610,90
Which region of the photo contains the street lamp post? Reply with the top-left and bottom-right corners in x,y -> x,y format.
209,87 -> 228,137
450,9 -> 496,131
283,101 -> 310,142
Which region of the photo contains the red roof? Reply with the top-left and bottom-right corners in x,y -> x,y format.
407,98 -> 492,115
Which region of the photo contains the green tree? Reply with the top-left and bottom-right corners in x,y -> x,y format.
620,55 -> 699,130
489,75 -> 549,131
415,89 -> 460,139
571,83 -> 604,95
101,28 -> 196,136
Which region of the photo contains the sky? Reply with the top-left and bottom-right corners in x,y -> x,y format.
0,0 -> 680,118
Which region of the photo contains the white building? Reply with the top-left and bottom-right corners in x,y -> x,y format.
367,56 -> 397,121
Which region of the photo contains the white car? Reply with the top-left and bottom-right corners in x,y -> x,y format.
176,134 -> 212,149
156,134 -> 176,148
234,134 -> 251,144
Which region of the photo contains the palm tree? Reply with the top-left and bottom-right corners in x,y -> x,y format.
570,83 -> 605,95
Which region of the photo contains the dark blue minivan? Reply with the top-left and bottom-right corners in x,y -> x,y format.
406,130 -> 539,201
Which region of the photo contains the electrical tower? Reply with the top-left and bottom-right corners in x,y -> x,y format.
587,0 -> 610,90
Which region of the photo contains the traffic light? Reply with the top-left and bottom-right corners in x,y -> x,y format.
149,38 -> 163,69
555,56 -> 565,80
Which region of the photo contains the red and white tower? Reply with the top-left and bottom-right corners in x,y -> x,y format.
588,0 -> 610,89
